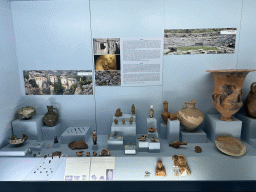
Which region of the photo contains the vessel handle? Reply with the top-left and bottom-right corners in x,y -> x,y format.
53,108 -> 59,115
182,102 -> 187,109
251,82 -> 256,93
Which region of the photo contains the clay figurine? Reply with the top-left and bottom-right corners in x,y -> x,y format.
206,69 -> 256,121
9,134 -> 28,147
114,118 -> 118,124
54,136 -> 59,144
92,130 -> 97,145
155,160 -> 166,176
44,105 -> 59,127
149,105 -> 154,118
115,108 -> 123,117
169,141 -> 187,148
148,127 -> 157,132
150,137 -> 158,142
195,146 -> 202,153
161,101 -> 170,125
131,104 -> 135,115
129,117 -> 133,124
99,149 -> 110,156
169,112 -> 179,120
52,151 -> 62,159
178,100 -> 204,132
138,134 -> 148,141
93,151 -> 97,156
108,134 -> 110,139
68,140 -> 88,150
172,155 -> 191,176
86,152 -> 90,156
76,151 -> 84,157
244,82 -> 256,118
122,118 -> 125,124
114,131 -> 117,137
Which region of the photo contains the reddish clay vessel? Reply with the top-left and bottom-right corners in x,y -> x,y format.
244,82 -> 256,118
207,69 -> 256,121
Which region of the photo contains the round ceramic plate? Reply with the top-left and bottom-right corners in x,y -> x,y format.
18,106 -> 36,119
215,135 -> 246,156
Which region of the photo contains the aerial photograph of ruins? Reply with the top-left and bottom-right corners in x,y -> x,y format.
23,70 -> 93,95
164,28 -> 236,55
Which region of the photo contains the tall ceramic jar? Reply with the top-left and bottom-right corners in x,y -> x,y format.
244,82 -> 256,118
177,100 -> 204,132
44,106 -> 59,127
161,101 -> 170,125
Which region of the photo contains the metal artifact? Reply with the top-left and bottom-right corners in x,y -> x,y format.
206,69 -> 256,121
215,135 -> 246,156
8,134 -> 28,147
131,104 -> 135,115
18,106 -> 36,119
172,155 -> 191,176
161,101 -> 170,125
44,105 -> 59,127
169,112 -> 178,120
99,149 -> 110,156
155,160 -> 166,176
115,108 -> 123,117
195,146 -> 202,153
169,141 -> 187,148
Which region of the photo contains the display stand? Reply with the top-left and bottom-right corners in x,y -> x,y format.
147,118 -> 157,129
206,114 -> 242,142
60,127 -> 90,144
167,119 -> 180,143
107,136 -> 124,150
52,142 -> 60,148
42,123 -> 61,141
159,123 -> 167,139
12,115 -> 44,141
137,138 -> 149,152
149,140 -> 160,153
180,126 -> 207,143
125,145 -> 136,155
92,144 -> 99,150
113,114 -> 136,122
237,113 -> 256,148
30,141 -> 45,151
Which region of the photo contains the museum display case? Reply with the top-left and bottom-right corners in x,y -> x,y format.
1,0 -> 256,191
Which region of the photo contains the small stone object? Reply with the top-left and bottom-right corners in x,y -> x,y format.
93,151 -> 97,156
155,160 -> 166,176
115,108 -> 123,117
114,131 -> 117,137
169,141 -> 187,148
148,127 -> 157,132
54,136 -> 59,144
86,152 -> 90,156
114,118 -> 118,124
172,155 -> 191,176
195,146 -> 202,153
149,105 -> 154,118
129,117 -> 133,124
76,151 -> 84,157
122,118 -> 125,124
131,104 -> 135,115
99,149 -> 110,156
150,137 -> 158,142
68,140 -> 88,150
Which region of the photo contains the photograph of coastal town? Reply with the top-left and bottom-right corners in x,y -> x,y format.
164,28 -> 237,55
23,70 -> 93,95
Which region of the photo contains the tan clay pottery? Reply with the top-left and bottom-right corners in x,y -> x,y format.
172,155 -> 191,176
138,134 -> 148,141
169,112 -> 178,120
155,160 -> 166,176
178,100 -> 204,132
148,127 -> 157,132
115,108 -> 122,117
207,69 -> 256,121
149,105 -> 154,118
44,106 -> 59,127
215,135 -> 246,156
9,134 -> 28,147
150,137 -> 158,142
161,101 -> 170,125
169,141 -> 187,148
131,104 -> 135,115
18,106 -> 36,119
99,149 -> 110,156
76,151 -> 84,157
244,82 -> 256,118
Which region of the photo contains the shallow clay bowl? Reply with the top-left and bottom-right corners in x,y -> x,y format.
18,106 -> 36,119
148,127 -> 157,133
215,135 -> 246,157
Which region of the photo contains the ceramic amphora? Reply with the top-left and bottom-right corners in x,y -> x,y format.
178,100 -> 204,132
244,82 -> 256,118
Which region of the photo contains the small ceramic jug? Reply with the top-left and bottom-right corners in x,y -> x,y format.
244,82 -> 256,118
44,106 -> 59,127
178,100 -> 204,132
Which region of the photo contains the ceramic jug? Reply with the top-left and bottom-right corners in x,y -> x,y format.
244,82 -> 256,118
44,106 -> 59,127
161,101 -> 170,125
177,100 -> 204,132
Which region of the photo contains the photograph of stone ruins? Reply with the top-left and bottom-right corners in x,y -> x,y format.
164,28 -> 236,55
93,38 -> 120,55
23,70 -> 93,95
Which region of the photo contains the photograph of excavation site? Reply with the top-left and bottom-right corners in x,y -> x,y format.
164,28 -> 236,55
